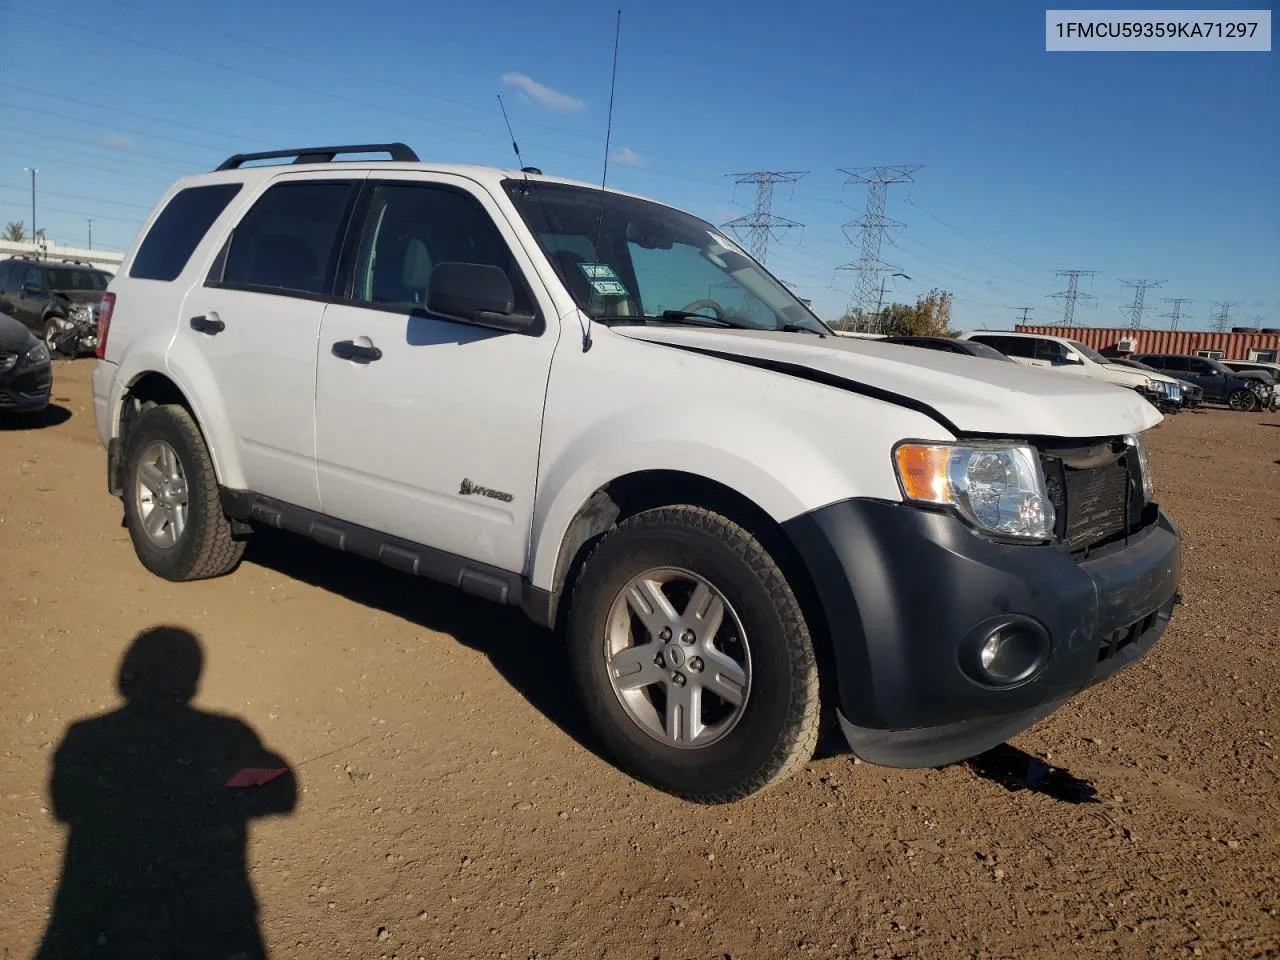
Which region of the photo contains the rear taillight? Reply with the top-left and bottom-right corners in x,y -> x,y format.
96,292 -> 115,359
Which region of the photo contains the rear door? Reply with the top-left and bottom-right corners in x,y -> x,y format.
179,173 -> 361,510
13,263 -> 47,330
313,174 -> 558,573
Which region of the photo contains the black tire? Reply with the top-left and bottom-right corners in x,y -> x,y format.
566,505 -> 820,803
121,403 -> 245,581
43,315 -> 67,357
1227,388 -> 1257,412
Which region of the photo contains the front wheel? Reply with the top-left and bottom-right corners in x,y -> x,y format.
1227,388 -> 1257,412
566,505 -> 821,803
43,316 -> 72,357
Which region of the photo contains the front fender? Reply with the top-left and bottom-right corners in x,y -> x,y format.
529,404 -> 882,592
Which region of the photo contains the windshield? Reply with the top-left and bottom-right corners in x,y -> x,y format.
504,180 -> 828,335
1113,357 -> 1157,373
1067,339 -> 1108,364
45,267 -> 110,292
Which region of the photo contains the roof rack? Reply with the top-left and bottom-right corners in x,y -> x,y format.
214,143 -> 419,171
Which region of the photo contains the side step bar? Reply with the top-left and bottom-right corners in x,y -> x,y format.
220,488 -> 527,609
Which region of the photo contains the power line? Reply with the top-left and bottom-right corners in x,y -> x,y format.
1208,300 -> 1242,332
901,197 -> 1043,278
1160,297 -> 1193,331
1119,278 -> 1163,328
1016,306 -> 1034,324
722,172 -> 807,265
838,164 -> 923,329
1048,269 -> 1099,327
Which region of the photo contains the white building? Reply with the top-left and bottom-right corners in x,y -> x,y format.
0,238 -> 125,275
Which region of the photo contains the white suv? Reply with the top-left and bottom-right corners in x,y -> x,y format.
91,143 -> 1183,802
956,330 -> 1181,408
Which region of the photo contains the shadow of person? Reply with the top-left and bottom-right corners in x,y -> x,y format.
36,627 -> 296,960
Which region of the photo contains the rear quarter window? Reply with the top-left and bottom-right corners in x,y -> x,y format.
130,183 -> 244,282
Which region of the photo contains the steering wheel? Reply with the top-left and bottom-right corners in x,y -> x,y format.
678,299 -> 724,320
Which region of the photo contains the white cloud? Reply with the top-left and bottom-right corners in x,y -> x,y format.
501,72 -> 584,112
103,132 -> 137,152
612,146 -> 642,167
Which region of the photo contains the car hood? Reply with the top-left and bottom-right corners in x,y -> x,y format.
0,311 -> 35,352
1102,362 -> 1171,385
612,326 -> 1163,438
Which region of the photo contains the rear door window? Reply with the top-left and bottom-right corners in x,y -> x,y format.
219,180 -> 356,297
130,183 -> 244,281
1033,339 -> 1069,363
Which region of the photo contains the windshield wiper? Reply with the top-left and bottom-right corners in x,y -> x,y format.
658,310 -> 739,327
594,312 -> 741,329
780,323 -> 826,337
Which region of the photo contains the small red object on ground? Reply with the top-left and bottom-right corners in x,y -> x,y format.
225,767 -> 288,788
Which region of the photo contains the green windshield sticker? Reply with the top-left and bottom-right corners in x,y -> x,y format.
590,279 -> 629,297
578,262 -> 619,280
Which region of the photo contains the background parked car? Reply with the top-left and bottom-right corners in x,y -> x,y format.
1134,353 -> 1274,412
0,256 -> 109,356
957,330 -> 1178,409
881,335 -> 1016,361
0,310 -> 53,414
1108,357 -> 1203,408
1223,359 -> 1280,385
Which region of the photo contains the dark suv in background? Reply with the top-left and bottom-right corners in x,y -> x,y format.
0,256 -> 110,353
1134,353 -> 1274,412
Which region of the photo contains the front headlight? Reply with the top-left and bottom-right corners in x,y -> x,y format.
1125,432 -> 1154,503
894,443 -> 1055,540
16,340 -> 49,371
69,303 -> 93,322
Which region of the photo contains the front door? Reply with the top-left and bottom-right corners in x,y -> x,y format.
314,175 -> 558,573
179,174 -> 361,510
1183,358 -> 1227,399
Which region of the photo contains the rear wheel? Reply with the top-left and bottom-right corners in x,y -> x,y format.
122,403 -> 245,581
1227,388 -> 1257,412
566,505 -> 821,803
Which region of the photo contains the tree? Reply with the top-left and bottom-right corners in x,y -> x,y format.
4,221 -> 25,242
878,288 -> 954,337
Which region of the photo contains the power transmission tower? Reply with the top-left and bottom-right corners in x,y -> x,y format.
1048,269 -> 1099,327
838,164 -> 924,329
1119,278 -> 1163,328
722,171 -> 807,265
1016,306 -> 1034,325
1161,297 -> 1192,331
1208,300 -> 1241,332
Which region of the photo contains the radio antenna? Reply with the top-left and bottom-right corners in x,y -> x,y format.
599,9 -> 622,195
585,8 -> 623,353
496,94 -> 532,187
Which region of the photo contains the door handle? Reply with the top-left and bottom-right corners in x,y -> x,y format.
332,339 -> 382,363
190,315 -> 225,335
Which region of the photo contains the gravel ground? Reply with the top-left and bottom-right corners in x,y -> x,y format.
1,359 -> 1277,960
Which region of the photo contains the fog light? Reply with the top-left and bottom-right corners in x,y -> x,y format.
961,616 -> 1051,687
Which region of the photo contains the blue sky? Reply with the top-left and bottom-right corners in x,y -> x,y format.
1,0 -> 1275,329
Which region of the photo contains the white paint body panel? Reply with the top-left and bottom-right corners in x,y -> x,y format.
616,327 -> 1163,438
526,322 -> 951,590
313,175 -> 561,571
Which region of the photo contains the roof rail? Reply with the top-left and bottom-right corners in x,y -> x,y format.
214,142 -> 418,171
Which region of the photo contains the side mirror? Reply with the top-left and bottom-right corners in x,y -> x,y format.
1064,353 -> 1084,365
426,262 -> 536,334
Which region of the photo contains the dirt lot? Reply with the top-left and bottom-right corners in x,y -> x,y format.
1,359 -> 1277,960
